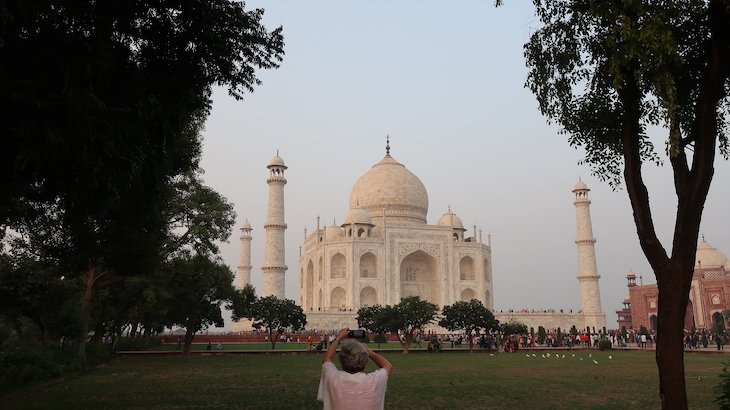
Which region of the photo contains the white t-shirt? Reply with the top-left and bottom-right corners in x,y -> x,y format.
317,362 -> 388,410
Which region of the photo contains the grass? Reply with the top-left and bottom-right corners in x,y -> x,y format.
150,342 -> 428,351
0,350 -> 723,409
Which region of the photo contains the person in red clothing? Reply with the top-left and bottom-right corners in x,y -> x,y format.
317,328 -> 392,410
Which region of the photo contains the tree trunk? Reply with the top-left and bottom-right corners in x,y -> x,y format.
77,266 -> 100,362
183,327 -> 195,355
656,262 -> 693,408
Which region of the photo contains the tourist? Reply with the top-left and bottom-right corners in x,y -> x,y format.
317,328 -> 392,410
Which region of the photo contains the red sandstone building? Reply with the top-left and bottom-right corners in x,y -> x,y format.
616,240 -> 730,331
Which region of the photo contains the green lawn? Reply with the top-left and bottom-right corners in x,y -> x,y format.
0,350 -> 723,409
151,341 -> 428,351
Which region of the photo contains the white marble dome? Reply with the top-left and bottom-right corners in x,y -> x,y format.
349,154 -> 428,224
696,240 -> 729,269
326,224 -> 344,239
268,154 -> 286,168
437,210 -> 465,231
343,207 -> 373,225
573,179 -> 588,191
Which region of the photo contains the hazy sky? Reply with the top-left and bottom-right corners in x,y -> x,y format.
199,1 -> 730,328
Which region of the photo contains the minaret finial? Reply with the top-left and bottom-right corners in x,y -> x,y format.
448,204 -> 451,212
276,149 -> 279,156
386,135 -> 390,155
702,234 -> 706,241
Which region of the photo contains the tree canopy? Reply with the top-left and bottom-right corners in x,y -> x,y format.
523,1 -> 730,407
439,299 -> 500,351
356,297 -> 437,354
248,296 -> 307,350
0,0 -> 284,361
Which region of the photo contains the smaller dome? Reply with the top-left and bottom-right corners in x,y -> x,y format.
437,210 -> 465,231
626,271 -> 636,278
326,224 -> 343,239
343,208 -> 373,225
623,295 -> 631,302
268,154 -> 287,169
573,178 -> 588,191
241,220 -> 252,230
695,240 -> 728,268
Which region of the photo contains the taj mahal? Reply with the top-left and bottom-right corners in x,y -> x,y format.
234,140 -> 606,332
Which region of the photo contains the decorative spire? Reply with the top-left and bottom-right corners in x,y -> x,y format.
386,135 -> 390,155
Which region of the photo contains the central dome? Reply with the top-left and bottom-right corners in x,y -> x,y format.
349,154 -> 428,224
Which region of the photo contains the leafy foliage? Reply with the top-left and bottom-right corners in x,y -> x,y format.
0,0 -> 283,361
439,299 -> 499,351
164,254 -> 236,354
501,320 -> 528,335
248,296 -> 307,350
522,1 -> 730,407
356,296 -> 437,353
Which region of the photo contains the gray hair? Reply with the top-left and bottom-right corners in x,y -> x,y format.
339,339 -> 368,373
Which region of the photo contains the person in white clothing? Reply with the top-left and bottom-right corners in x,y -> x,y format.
317,328 -> 392,410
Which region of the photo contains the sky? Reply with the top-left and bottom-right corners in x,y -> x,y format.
198,1 -> 730,329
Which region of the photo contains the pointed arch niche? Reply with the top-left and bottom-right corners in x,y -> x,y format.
400,250 -> 440,305
306,260 -> 314,310
461,288 -> 476,301
360,286 -> 377,307
330,253 -> 346,278
330,286 -> 346,309
460,256 -> 475,280
360,252 -> 378,278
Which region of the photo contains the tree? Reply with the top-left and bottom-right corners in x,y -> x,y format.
0,0 -> 284,361
523,1 -> 730,407
501,320 -> 528,336
356,297 -> 436,354
248,296 -> 306,350
165,254 -> 236,355
438,299 -> 500,352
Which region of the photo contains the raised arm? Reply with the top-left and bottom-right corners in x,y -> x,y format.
365,344 -> 392,375
323,328 -> 350,363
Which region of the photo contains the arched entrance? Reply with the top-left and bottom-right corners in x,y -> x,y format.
713,311 -> 725,331
400,250 -> 439,305
650,315 -> 658,331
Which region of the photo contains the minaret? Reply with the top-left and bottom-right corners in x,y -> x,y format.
262,152 -> 288,298
573,178 -> 606,331
236,220 -> 253,289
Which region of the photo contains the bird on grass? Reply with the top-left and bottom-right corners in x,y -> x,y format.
592,359 -> 599,364
608,355 -> 612,360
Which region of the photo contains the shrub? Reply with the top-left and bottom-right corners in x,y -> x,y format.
0,344 -> 75,393
715,361 -> 730,409
373,333 -> 388,347
598,338 -> 612,351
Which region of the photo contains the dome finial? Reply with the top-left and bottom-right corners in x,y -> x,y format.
386,135 -> 390,155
